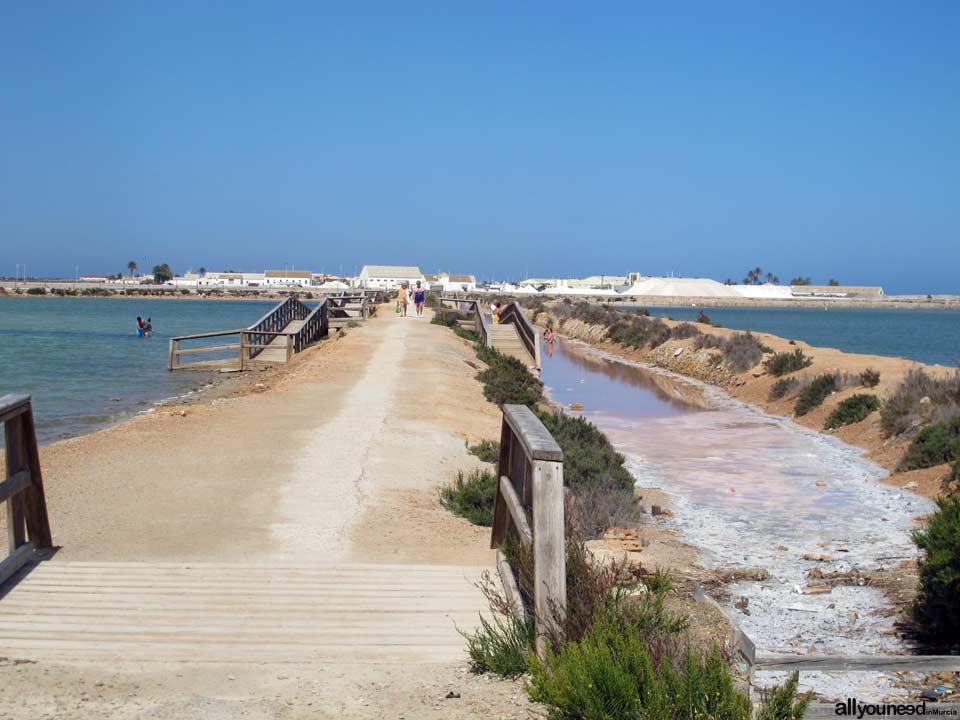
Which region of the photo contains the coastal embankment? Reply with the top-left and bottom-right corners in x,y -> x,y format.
0,310 -> 545,719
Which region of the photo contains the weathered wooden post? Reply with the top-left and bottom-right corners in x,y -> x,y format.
490,404 -> 565,659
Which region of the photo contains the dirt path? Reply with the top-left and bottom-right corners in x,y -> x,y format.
0,310 -> 541,719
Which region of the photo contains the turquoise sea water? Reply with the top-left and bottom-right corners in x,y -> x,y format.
0,297 -> 277,443
630,306 -> 960,367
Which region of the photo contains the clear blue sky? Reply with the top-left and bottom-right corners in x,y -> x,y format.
2,2 -> 957,293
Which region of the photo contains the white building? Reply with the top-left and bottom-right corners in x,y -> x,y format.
262,270 -> 314,288
356,265 -> 424,290
437,272 -> 476,293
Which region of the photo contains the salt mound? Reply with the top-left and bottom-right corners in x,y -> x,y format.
733,283 -> 793,299
620,277 -> 742,298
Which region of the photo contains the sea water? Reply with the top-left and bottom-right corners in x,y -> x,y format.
0,296 -> 277,442
629,306 -> 960,367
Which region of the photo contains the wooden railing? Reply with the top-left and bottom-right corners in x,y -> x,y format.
169,296 -> 328,370
490,404 -> 565,659
438,295 -> 489,347
0,395 -> 52,586
498,302 -> 541,369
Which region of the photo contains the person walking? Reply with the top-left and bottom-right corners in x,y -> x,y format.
412,281 -> 426,317
397,283 -> 409,317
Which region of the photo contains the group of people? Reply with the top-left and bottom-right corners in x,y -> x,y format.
396,281 -> 427,317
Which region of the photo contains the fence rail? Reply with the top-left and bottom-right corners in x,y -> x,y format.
490,404 -> 565,659
0,395 -> 52,587
499,301 -> 541,369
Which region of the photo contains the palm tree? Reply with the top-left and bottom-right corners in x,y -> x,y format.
127,261 -> 137,277
199,266 -> 207,277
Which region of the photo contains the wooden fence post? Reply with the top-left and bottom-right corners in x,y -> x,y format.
531,458 -> 565,657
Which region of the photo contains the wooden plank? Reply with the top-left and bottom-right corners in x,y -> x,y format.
496,550 -> 526,619
174,344 -> 242,355
0,394 -> 31,425
0,470 -> 31,505
753,654 -> 960,672
4,416 -> 27,555
531,459 -> 566,659
502,405 -> 563,462
490,418 -> 513,549
167,339 -> 175,371
168,329 -> 244,341
0,542 -> 34,587
498,477 -> 532,548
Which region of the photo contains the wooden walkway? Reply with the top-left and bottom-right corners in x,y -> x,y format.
0,561 -> 487,664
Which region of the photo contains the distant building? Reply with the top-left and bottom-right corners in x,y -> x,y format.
791,285 -> 884,298
518,275 -> 626,290
80,274 -> 111,283
437,272 -> 477,293
263,270 -> 314,288
356,265 -> 424,290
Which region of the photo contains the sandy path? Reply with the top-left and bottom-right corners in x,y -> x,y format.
0,310 -> 535,719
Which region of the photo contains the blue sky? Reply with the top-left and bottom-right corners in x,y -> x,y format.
1,2 -> 957,293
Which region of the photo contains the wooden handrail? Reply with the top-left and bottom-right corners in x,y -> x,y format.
490,404 -> 565,660
0,394 -> 52,587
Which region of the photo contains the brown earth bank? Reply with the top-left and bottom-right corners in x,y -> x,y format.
535,307 -> 957,502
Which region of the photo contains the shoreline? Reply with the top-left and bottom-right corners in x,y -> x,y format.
536,306 -> 956,502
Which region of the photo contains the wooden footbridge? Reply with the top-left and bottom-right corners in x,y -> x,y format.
0,395 -> 566,666
439,296 -> 541,370
167,294 -> 373,370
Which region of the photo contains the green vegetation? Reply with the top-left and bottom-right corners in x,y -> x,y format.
432,308 -> 479,341
438,469 -> 497,526
794,373 -> 838,416
911,495 -> 960,647
898,416 -> 960,471
769,377 -> 798,401
764,348 -> 813,376
346,319 -> 360,328
461,611 -> 533,677
695,310 -> 712,325
468,439 -> 500,464
825,394 -> 881,430
695,331 -> 767,373
474,344 -> 543,407
790,277 -> 812,286
743,266 -> 779,285
880,368 -> 960,436
756,672 -> 812,720
151,263 -> 173,283
25,287 -> 46,295
860,367 -> 881,388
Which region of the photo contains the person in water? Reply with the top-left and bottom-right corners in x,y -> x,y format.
412,281 -> 426,317
544,326 -> 555,357
135,316 -> 147,337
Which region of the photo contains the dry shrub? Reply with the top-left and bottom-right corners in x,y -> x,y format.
881,368 -> 960,436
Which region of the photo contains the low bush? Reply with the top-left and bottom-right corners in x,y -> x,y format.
527,607 -> 752,720
461,611 -> 533,678
25,287 -> 46,295
669,322 -> 701,341
764,348 -> 813,376
567,474 -> 641,538
475,344 -> 543,407
881,368 -> 960,436
825,393 -> 881,429
468,439 -> 500,464
769,377 -> 798,401
898,416 -> 960,471
911,495 -> 960,647
720,332 -> 768,372
431,309 -> 459,327
756,672 -> 812,720
438,469 -> 497,526
535,409 -> 634,496
695,310 -> 712,325
860,367 -> 881,388
794,373 -> 839,416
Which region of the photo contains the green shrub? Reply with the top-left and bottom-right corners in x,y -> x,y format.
475,344 -> 543,407
756,672 -> 812,720
695,332 -> 766,372
535,410 -> 634,496
346,319 -> 360,328
25,287 -> 46,295
769,377 -> 798,401
881,368 -> 960,436
794,373 -> 838,416
527,606 -> 752,720
898,416 -> 960,471
911,495 -> 960,647
669,322 -> 701,341
438,469 -> 497,526
461,612 -> 533,678
468,439 -> 500,464
860,367 -> 881,388
431,309 -> 458,327
825,394 -> 881,429
764,348 -> 813,376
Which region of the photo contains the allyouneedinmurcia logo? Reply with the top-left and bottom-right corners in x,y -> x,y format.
834,698 -> 959,717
